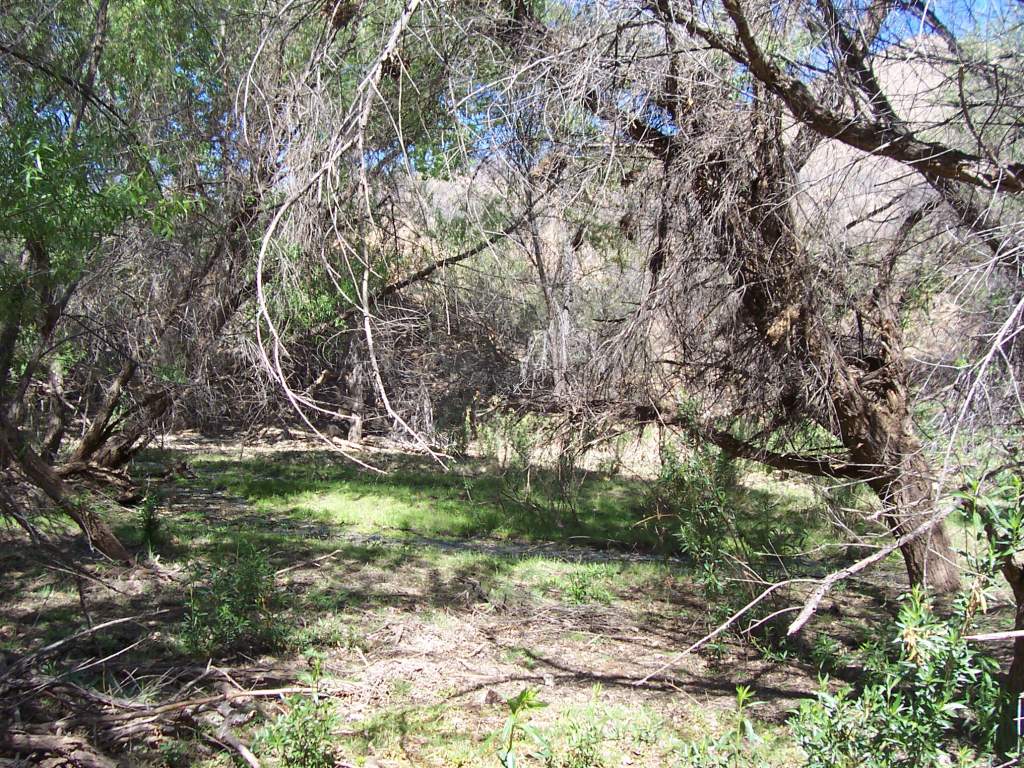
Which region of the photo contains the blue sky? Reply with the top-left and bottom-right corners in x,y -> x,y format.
881,0 -> 1021,40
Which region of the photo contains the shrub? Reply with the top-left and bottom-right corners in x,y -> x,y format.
643,444 -> 739,561
561,565 -> 615,605
180,546 -> 285,656
138,491 -> 165,554
646,443 -> 810,656
791,589 -> 1003,768
256,694 -> 338,768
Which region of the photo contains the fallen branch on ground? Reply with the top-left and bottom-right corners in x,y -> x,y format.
786,507 -> 954,636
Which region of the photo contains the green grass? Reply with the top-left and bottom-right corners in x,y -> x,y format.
173,450 -> 668,550
336,701 -> 489,766
132,447 -> 847,581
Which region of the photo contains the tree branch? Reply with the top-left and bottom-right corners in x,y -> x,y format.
653,0 -> 1024,192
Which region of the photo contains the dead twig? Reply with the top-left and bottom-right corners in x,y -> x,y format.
275,548 -> 343,576
1,609 -> 175,683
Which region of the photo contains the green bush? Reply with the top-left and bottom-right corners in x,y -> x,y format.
138,492 -> 165,554
643,445 -> 739,561
646,440 -> 811,564
256,694 -> 338,768
180,546 -> 285,656
561,565 -> 615,605
792,590 -> 1003,768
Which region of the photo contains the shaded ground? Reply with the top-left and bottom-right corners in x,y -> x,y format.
2,434 -> 1008,767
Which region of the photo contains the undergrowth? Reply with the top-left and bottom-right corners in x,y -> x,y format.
180,546 -> 286,656
793,590 -> 1005,767
255,656 -> 338,768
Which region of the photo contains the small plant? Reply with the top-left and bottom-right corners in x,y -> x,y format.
675,686 -> 762,767
561,566 -> 614,605
549,716 -> 606,768
808,633 -> 842,671
138,491 -> 164,554
291,616 -> 366,652
497,687 -> 551,768
502,646 -> 539,670
257,653 -> 337,768
257,694 -> 338,768
752,637 -> 793,664
390,678 -> 413,700
180,546 -> 285,656
156,738 -> 190,767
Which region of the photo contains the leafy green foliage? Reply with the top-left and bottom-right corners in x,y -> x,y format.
559,565 -> 615,605
956,468 -> 1024,754
256,694 -> 338,768
256,652 -> 339,767
644,445 -> 740,563
959,470 -> 1024,575
137,492 -> 165,555
180,546 -> 286,656
792,590 -> 1003,767
497,687 -> 551,768
0,111 -> 148,252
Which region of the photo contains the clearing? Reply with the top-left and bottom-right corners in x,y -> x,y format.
1,434 -> 996,767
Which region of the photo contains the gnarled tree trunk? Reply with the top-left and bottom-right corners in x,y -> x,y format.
869,450 -> 961,593
841,372 -> 961,593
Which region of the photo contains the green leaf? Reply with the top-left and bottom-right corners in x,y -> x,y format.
506,686 -> 546,715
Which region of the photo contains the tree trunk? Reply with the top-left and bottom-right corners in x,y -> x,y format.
861,435 -> 961,593
41,358 -> 70,462
870,452 -> 961,593
997,555 -> 1024,753
69,358 -> 138,465
0,413 -> 130,563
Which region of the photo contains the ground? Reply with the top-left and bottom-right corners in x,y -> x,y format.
0,433 -> 1014,767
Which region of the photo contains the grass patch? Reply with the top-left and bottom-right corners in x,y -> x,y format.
2,441 -> 872,768
172,450 -> 666,550
337,702 -> 488,766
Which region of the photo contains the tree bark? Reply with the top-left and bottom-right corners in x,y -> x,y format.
868,450 -> 961,593
68,358 -> 138,464
997,550 -> 1024,753
838,362 -> 961,593
0,413 -> 130,562
90,390 -> 172,469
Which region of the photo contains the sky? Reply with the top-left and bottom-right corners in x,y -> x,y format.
884,0 -> 1021,40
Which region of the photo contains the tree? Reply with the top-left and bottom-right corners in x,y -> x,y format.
0,0 -> 274,553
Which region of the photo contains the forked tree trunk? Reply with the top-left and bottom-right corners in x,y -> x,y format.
89,389 -> 173,470
0,414 -> 130,563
